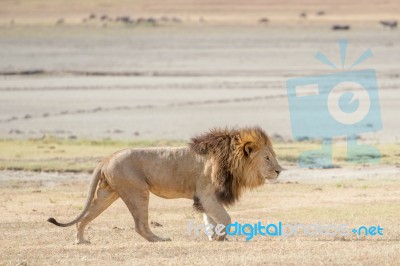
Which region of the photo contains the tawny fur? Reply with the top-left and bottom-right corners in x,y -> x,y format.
47,127 -> 282,243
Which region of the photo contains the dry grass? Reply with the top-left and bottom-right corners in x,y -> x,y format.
0,169 -> 399,265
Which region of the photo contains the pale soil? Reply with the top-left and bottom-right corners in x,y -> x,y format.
0,166 -> 399,265
0,26 -> 399,141
0,0 -> 399,25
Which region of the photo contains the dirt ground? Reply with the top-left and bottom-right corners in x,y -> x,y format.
0,166 -> 399,265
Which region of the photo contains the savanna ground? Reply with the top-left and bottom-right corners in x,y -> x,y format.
1,0 -> 400,265
0,139 -> 399,265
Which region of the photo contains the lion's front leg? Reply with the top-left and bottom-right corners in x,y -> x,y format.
203,213 -> 224,241
199,195 -> 231,241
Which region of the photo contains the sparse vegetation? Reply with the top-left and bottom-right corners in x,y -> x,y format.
1,137 -> 397,172
0,136 -> 185,172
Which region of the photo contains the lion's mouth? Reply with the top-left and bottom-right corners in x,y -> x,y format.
264,177 -> 278,184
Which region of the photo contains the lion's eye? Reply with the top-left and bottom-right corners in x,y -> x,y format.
265,156 -> 270,161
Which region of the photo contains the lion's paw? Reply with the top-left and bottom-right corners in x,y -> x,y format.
211,234 -> 228,241
157,237 -> 172,242
75,239 -> 91,245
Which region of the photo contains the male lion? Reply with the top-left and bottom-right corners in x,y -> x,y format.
47,127 -> 282,243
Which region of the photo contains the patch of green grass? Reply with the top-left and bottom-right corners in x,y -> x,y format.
0,136 -> 185,172
0,136 -> 398,172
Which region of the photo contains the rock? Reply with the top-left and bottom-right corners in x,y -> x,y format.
271,133 -> 284,141
9,129 -> 23,134
332,24 -> 351,30
117,16 -> 133,24
172,17 -> 182,23
380,20 -> 398,29
147,17 -> 157,25
151,221 -> 163,227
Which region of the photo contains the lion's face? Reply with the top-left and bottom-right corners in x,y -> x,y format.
256,146 -> 282,183
242,143 -> 283,187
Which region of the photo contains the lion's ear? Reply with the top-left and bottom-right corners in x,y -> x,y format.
244,142 -> 255,157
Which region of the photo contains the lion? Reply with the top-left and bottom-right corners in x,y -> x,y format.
47,127 -> 282,243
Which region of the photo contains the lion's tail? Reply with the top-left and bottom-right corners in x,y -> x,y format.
47,167 -> 102,227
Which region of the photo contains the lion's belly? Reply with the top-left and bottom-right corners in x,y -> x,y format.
148,184 -> 194,199
145,169 -> 198,199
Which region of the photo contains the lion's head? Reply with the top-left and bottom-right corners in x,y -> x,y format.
189,127 -> 282,206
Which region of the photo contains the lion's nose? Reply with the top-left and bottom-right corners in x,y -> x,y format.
275,170 -> 281,176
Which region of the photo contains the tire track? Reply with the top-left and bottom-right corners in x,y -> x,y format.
0,94 -> 285,123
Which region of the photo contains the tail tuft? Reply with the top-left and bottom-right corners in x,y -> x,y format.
47,217 -> 62,226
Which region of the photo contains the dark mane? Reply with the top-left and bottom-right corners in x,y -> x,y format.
189,127 -> 271,206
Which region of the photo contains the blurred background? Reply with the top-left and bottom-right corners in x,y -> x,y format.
0,0 -> 399,141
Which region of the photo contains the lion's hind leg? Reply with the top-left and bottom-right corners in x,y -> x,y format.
76,178 -> 119,244
118,187 -> 171,242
